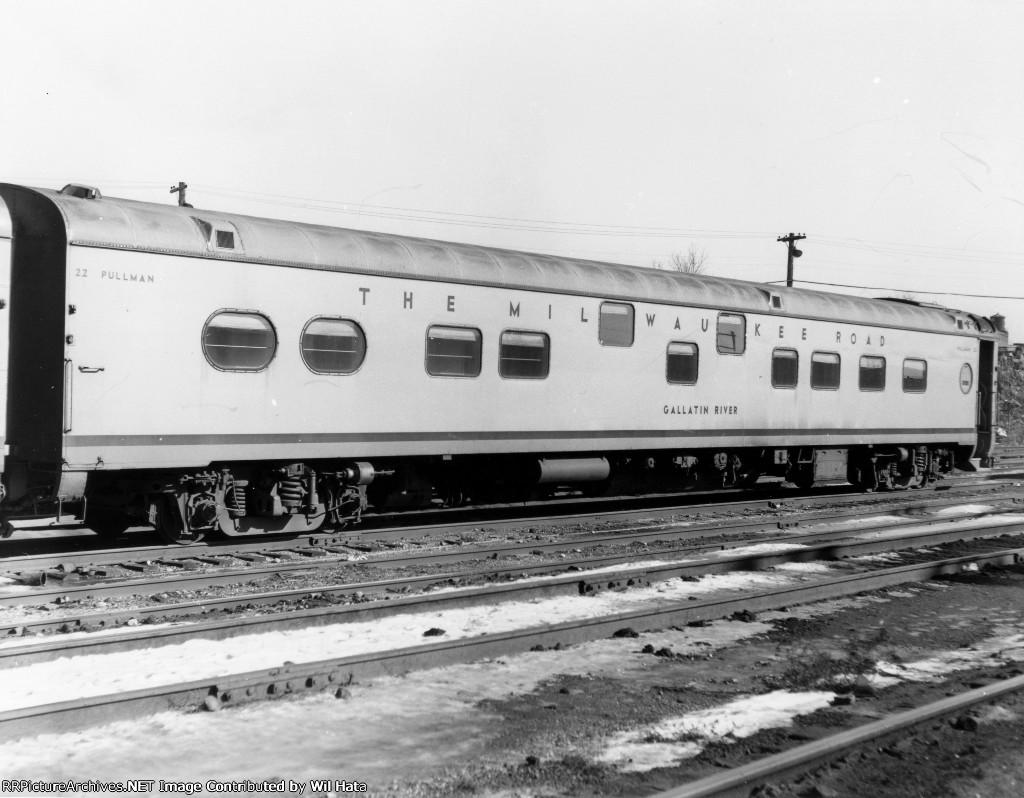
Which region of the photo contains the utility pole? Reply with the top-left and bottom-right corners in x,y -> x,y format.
777,233 -> 806,287
170,182 -> 192,208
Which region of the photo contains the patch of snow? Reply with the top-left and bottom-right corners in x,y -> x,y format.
507,558 -> 684,585
597,690 -> 835,772
0,626 -> 774,784
849,512 -> 1024,543
709,542 -> 806,557
0,562 -> 848,712
770,562 -> 836,574
870,629 -> 1024,683
847,552 -> 904,563
976,705 -> 1018,724
811,514 -> 907,529
930,504 -> 998,517
0,582 -> 36,595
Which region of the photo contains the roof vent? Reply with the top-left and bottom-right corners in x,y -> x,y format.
60,184 -> 102,200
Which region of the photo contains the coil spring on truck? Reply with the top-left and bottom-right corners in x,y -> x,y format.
225,480 -> 248,516
277,475 -> 306,508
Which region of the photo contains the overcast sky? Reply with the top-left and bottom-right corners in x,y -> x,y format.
3,1 -> 1022,338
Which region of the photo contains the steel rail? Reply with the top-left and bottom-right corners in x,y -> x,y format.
3,491 -> 1020,608
0,477 -> 1011,566
3,517 -> 1023,664
0,547 -> 1019,742
348,476 -> 1003,544
651,673 -> 1024,798
3,506 -> 1023,637
0,481 -> 821,552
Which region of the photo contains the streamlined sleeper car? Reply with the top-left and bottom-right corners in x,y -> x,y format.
0,183 -> 1001,544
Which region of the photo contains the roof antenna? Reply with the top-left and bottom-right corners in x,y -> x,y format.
170,181 -> 193,208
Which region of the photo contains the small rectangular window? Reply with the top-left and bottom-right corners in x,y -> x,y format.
499,330 -> 550,379
717,313 -> 746,354
599,302 -> 634,346
903,358 -> 927,392
192,217 -> 242,253
811,351 -> 841,390
426,325 -> 482,377
666,342 -> 699,384
859,355 -> 886,391
771,348 -> 799,388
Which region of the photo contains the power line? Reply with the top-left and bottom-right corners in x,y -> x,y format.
769,278 -> 1023,301
195,185 -> 769,240
815,234 -> 1024,260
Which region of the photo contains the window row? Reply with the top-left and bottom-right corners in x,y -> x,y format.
768,350 -> 928,392
202,311 -> 550,379
203,305 -> 801,365
203,311 -> 947,395
665,343 -> 932,393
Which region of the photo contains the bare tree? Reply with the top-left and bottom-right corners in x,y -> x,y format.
651,243 -> 709,274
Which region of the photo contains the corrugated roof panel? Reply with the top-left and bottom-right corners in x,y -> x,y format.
297,225 -> 369,270
403,240 -> 458,274
489,249 -> 544,284
19,186 -> 993,338
230,217 -> 314,264
359,233 -> 416,275
445,241 -> 502,281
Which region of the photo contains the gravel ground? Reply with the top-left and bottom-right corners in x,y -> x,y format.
3,493 -> 1024,797
2,552 -> 1024,796
370,561 -> 1024,797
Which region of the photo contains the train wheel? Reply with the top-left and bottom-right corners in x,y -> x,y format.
439,489 -> 466,508
791,468 -> 815,490
156,496 -> 205,545
86,509 -> 131,539
737,470 -> 762,488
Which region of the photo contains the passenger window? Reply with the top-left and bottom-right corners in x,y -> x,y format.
859,355 -> 886,391
903,358 -> 927,392
202,311 -> 277,372
771,348 -> 799,388
666,342 -> 699,384
717,313 -> 746,354
300,317 -> 366,374
810,351 -> 841,390
499,330 -> 550,379
599,302 -> 634,347
426,325 -> 482,377
960,363 -> 974,394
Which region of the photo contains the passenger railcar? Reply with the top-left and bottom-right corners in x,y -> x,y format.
0,183 -> 1001,543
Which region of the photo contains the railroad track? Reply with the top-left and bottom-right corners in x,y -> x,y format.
2,508 -> 1024,742
2,481 -> 1019,592
5,504 -> 1024,640
1,466 -> 1014,557
992,445 -> 1024,468
652,673 -> 1024,798
2,489 -> 1023,629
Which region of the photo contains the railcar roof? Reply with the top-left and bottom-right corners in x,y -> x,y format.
12,184 -> 997,337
